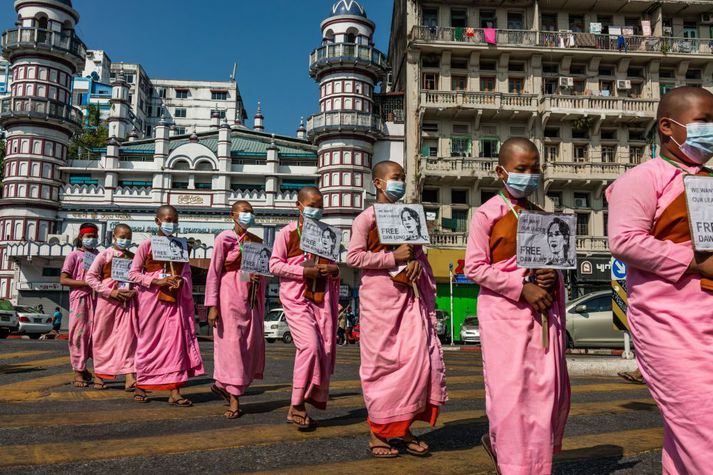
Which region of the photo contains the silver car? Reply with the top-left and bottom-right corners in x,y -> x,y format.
263,308 -> 292,344
0,299 -> 18,337
566,290 -> 625,349
14,306 -> 53,337
460,316 -> 480,344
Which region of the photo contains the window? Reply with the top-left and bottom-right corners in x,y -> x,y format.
576,213 -> 590,235
583,295 -> 612,313
174,108 -> 187,118
600,129 -> 617,140
451,57 -> 468,69
481,190 -> 497,204
480,77 -> 496,92
422,188 -> 438,202
211,91 -> 228,101
452,124 -> 469,134
451,137 -> 472,157
544,144 -> 559,161
508,78 -> 524,94
568,14 -> 584,32
175,89 -> 189,99
543,63 -> 559,74
450,9 -> 467,28
451,209 -> 468,232
422,73 -> 438,90
544,127 -> 559,138
548,192 -> 563,209
604,211 -> 609,236
601,146 -> 616,163
507,12 -> 524,30
480,139 -> 499,158
174,127 -> 187,135
68,174 -> 98,185
421,139 -> 438,157
42,268 -> 61,277
574,192 -> 590,208
422,55 -> 440,68
480,10 -> 496,28
451,189 -> 468,204
195,181 -> 212,190
574,145 -> 588,162
125,73 -> 135,84
172,181 -> 189,189
451,75 -> 467,91
422,7 -> 438,27
118,180 -> 152,188
630,146 -> 645,164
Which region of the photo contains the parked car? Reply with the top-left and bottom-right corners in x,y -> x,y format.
435,309 -> 451,343
14,305 -> 53,338
566,290 -> 625,349
460,316 -> 480,344
264,308 -> 292,344
0,299 -> 18,337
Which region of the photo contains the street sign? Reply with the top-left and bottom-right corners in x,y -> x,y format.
612,279 -> 629,332
611,258 -> 627,280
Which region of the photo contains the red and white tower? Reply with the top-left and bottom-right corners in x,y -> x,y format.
308,0 -> 388,228
0,0 -> 85,299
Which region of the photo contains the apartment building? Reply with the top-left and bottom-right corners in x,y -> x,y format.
389,0 -> 713,296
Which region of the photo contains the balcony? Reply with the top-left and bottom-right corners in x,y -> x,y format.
2,27 -> 86,69
0,97 -> 83,130
421,91 -> 538,115
411,25 -> 713,57
540,95 -> 657,120
307,111 -> 385,140
430,232 -> 468,249
544,161 -> 635,188
576,236 -> 609,253
309,43 -> 388,78
420,157 -> 499,185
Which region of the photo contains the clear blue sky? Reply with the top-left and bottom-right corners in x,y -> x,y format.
0,0 -> 393,137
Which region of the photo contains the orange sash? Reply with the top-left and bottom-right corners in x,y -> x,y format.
653,170 -> 713,292
367,223 -> 411,286
287,227 -> 327,304
489,203 -> 527,263
144,252 -> 184,303
224,232 -> 263,272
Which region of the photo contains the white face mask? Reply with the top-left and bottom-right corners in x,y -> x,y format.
669,119 -> 713,165
497,167 -> 541,198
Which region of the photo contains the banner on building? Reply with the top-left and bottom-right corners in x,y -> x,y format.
300,218 -> 341,262
516,211 -> 577,270
684,175 -> 713,251
374,203 -> 430,245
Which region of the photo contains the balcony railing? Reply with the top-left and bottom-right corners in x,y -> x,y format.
2,27 -> 86,63
0,96 -> 83,128
421,157 -> 497,176
576,236 -> 609,252
544,161 -> 635,179
411,25 -> 713,56
421,91 -> 539,110
430,232 -> 468,248
309,43 -> 388,76
307,111 -> 385,138
541,95 -> 657,115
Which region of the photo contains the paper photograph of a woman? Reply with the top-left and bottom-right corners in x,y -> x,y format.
400,207 -> 428,242
545,218 -> 574,267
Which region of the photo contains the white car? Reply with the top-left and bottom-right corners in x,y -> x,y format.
264,308 -> 292,344
460,316 -> 480,344
0,300 -> 18,337
14,306 -> 53,337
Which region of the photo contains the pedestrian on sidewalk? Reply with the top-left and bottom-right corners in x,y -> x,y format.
269,187 -> 339,430
52,307 -> 62,332
205,200 -> 267,419
59,223 -> 100,389
465,138 -> 571,474
347,161 -> 447,458
607,86 -> 713,473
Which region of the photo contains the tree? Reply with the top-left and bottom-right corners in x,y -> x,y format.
67,104 -> 108,161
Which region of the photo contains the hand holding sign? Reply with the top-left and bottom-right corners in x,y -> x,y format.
517,211 -> 577,270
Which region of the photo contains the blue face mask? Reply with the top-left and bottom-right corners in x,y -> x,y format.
82,237 -> 98,249
302,206 -> 323,220
670,119 -> 713,165
160,222 -> 178,236
384,180 -> 406,202
236,212 -> 255,229
115,238 -> 131,250
500,168 -> 541,198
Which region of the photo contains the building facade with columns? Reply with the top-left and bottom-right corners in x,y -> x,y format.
389,0 -> 713,296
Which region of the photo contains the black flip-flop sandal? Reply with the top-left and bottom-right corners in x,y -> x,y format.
133,393 -> 151,403
210,384 -> 230,403
169,398 -> 193,407
369,443 -> 399,458
403,437 -> 430,457
93,382 -> 107,390
618,371 -> 645,384
72,380 -> 88,388
224,409 -> 243,419
286,413 -> 312,430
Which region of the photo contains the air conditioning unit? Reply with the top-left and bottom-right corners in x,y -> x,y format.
617,80 -> 632,90
574,198 -> 588,208
559,77 -> 574,88
46,234 -> 70,245
702,13 -> 713,25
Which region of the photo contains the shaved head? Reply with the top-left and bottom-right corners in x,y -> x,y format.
298,186 -> 322,203
498,138 -> 539,166
373,160 -> 403,180
658,86 -> 713,164
231,200 -> 252,212
657,86 -> 713,122
113,223 -> 131,235
156,204 -> 178,219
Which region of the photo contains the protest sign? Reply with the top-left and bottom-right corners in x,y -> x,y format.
516,211 -> 577,270
83,251 -> 96,270
241,242 -> 273,275
684,175 -> 713,252
373,203 -> 430,245
111,257 -> 132,282
150,236 -> 189,262
300,218 -> 341,262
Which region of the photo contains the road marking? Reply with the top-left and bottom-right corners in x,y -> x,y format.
0,400 -> 660,467
0,351 -> 52,361
0,356 -> 69,374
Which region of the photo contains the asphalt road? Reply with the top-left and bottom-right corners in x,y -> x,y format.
0,339 -> 663,474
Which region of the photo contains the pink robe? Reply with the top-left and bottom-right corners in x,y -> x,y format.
84,247 -> 137,378
127,239 -> 204,389
61,249 -> 98,372
269,221 -> 338,408
465,194 -> 570,475
607,156 -> 713,474
346,206 -> 447,434
205,230 -> 267,397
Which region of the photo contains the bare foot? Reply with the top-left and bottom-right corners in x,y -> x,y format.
369,433 -> 398,458
125,373 -> 137,391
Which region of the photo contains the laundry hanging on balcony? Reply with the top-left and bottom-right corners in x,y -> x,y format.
466,27 -> 475,38
484,28 -> 497,45
455,27 -> 465,42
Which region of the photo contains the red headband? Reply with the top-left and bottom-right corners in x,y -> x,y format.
79,224 -> 97,237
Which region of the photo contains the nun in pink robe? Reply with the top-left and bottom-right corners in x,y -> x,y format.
127,239 -> 204,390
346,206 -> 447,438
269,221 -> 338,410
61,248 -> 98,372
84,247 -> 137,380
607,156 -> 713,474
464,195 -> 570,475
205,229 -> 267,397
